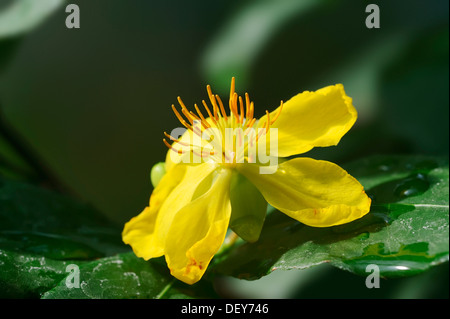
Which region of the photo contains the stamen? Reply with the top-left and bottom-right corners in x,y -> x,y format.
163,131 -> 189,146
166,77 -> 278,165
207,85 -> 220,122
229,77 -> 235,104
215,94 -> 228,121
188,111 -> 209,130
181,108 -> 194,125
256,125 -> 266,142
239,96 -> 244,124
163,138 -> 172,148
163,138 -> 184,155
188,110 -> 199,121
192,148 -> 214,160
193,104 -> 211,128
201,100 -> 217,126
245,93 -> 250,120
194,103 -> 206,122
213,101 -> 218,121
191,120 -> 204,139
270,100 -> 283,125
229,93 -> 240,122
171,104 -> 192,130
192,149 -> 203,158
245,117 -> 256,129
177,96 -> 190,114
204,150 -> 214,157
249,101 -> 254,121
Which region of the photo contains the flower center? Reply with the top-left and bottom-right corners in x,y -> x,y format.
163,77 -> 283,165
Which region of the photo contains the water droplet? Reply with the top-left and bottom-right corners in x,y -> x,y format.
393,173 -> 429,199
375,158 -> 399,173
367,173 -> 430,204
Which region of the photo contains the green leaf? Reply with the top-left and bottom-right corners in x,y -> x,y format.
0,0 -> 65,40
0,177 -> 215,298
0,0 -> 65,71
41,252 -> 216,299
0,248 -> 84,298
0,176 -> 126,297
212,155 -> 449,280
0,176 -> 128,259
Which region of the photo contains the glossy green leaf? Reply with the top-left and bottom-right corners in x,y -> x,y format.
212,155 -> 449,280
41,252 -> 216,299
0,176 -> 126,297
0,176 -> 214,298
0,176 -> 128,259
0,248 -> 83,298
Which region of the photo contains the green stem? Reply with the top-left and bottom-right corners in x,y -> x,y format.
216,231 -> 239,256
155,278 -> 176,299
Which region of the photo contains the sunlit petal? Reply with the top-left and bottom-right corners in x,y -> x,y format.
259,84 -> 357,157
238,158 -> 371,227
165,168 -> 233,284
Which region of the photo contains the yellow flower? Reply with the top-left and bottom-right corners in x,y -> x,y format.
122,78 -> 371,285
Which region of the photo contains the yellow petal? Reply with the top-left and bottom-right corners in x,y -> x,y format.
165,168 -> 232,285
122,164 -> 187,259
154,162 -> 218,252
165,128 -> 196,172
259,84 -> 357,157
238,158 -> 371,227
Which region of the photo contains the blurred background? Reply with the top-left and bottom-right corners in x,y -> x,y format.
0,0 -> 448,298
